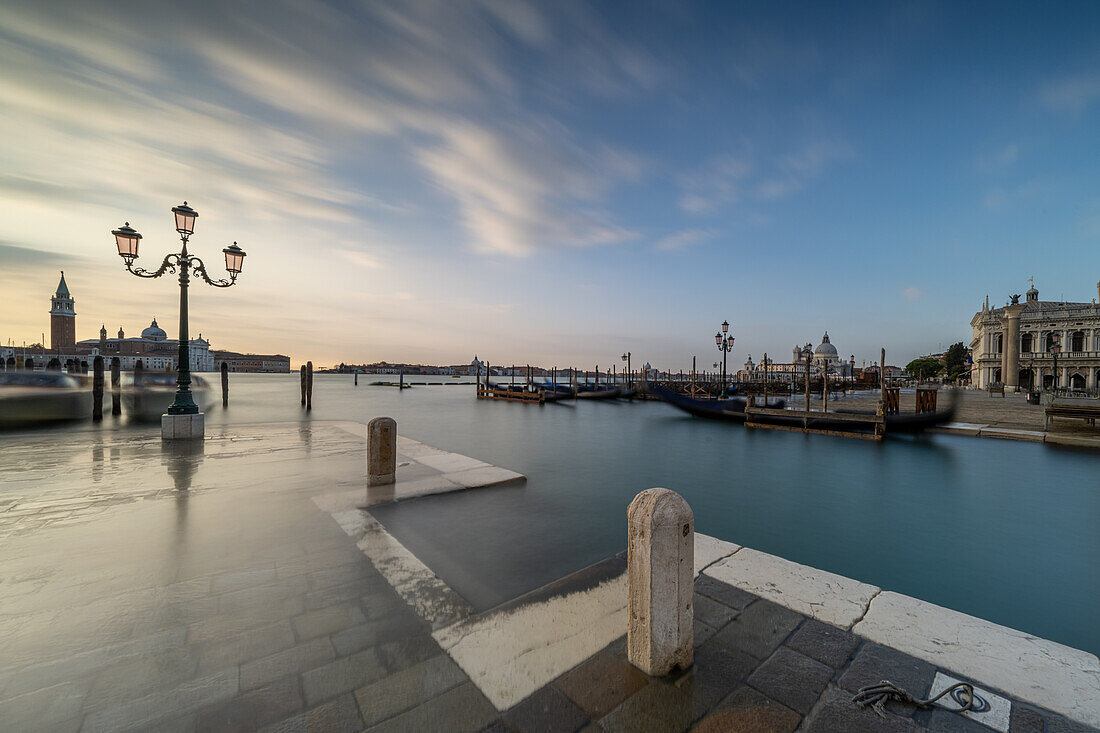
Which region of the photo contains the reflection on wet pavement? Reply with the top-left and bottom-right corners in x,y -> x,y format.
0,422 -> 497,732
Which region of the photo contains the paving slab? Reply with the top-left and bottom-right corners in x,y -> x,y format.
553,651 -> 647,719
433,572 -> 628,710
692,684 -> 801,733
930,422 -> 988,436
979,427 -> 1046,442
704,547 -> 880,629
694,533 -> 741,575
853,590 -> 1100,728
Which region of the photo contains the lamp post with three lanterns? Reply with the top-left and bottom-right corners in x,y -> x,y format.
715,320 -> 734,399
112,202 -> 246,438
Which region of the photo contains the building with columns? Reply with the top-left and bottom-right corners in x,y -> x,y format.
970,281 -> 1100,391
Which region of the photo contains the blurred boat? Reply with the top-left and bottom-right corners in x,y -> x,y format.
0,371 -> 93,429
122,373 -> 210,420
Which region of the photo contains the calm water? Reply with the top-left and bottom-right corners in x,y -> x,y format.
20,373 -> 1100,654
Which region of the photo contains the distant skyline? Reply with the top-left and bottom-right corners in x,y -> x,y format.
1,1 -> 1099,370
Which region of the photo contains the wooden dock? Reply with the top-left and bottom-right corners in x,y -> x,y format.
744,406 -> 885,440
476,386 -> 547,404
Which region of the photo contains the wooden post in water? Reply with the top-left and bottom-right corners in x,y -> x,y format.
692,357 -> 696,397
306,361 -> 313,410
880,348 -> 886,404
110,357 -> 121,416
804,352 -> 812,423
92,356 -> 104,421
527,364 -> 531,392
354,370 -> 358,386
221,362 -> 229,407
763,353 -> 768,406
823,363 -> 828,413
399,370 -> 404,390
300,365 -> 306,405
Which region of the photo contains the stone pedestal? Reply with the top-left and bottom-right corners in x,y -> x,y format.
161,413 -> 204,440
367,417 -> 397,487
627,488 -> 694,676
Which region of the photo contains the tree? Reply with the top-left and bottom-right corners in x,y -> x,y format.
905,358 -> 941,382
942,342 -> 969,381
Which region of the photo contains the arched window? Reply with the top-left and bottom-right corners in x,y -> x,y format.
995,333 -> 1003,353
1070,372 -> 1086,389
1045,333 -> 1059,352
1020,333 -> 1033,353
1071,331 -> 1084,352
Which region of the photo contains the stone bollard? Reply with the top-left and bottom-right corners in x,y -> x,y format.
367,417 -> 397,487
627,488 -> 694,676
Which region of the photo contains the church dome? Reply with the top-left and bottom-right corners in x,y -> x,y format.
814,332 -> 838,357
141,318 -> 167,341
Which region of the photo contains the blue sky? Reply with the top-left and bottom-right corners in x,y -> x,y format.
1,1 -> 1098,368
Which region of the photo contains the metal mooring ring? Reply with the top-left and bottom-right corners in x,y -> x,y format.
950,686 -> 990,714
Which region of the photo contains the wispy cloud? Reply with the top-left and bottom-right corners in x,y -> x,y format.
654,229 -> 719,251
975,143 -> 1019,171
679,141 -> 850,213
1039,73 -> 1100,112
903,286 -> 923,302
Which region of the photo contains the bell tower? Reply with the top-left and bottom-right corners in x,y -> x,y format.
50,271 -> 76,350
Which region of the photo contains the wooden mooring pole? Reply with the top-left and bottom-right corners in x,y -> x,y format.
221,362 -> 229,407
306,361 -> 313,410
110,357 -> 121,416
92,356 -> 104,422
300,365 -> 306,405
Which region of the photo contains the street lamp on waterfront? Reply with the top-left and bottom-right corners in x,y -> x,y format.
112,202 -> 246,438
621,352 -> 631,388
715,321 -> 734,398
1048,337 -> 1061,394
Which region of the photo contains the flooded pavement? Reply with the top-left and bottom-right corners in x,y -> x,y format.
0,423 -> 498,731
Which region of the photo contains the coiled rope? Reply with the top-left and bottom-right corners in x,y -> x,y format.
852,680 -> 983,719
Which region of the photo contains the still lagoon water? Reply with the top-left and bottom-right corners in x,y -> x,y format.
14,373 -> 1100,654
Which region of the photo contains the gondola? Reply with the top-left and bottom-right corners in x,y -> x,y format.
652,385 -> 781,421
575,387 -> 621,399
654,385 -> 957,434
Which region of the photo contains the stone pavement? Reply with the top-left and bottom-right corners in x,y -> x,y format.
0,422 -> 501,732
1,421 -> 1096,731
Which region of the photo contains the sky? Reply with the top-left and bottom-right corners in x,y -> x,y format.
1,1 -> 1099,370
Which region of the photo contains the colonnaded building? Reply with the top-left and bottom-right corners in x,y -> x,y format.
970,280 -> 1100,391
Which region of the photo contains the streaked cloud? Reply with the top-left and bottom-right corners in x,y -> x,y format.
1040,73 -> 1100,112
654,229 -> 719,251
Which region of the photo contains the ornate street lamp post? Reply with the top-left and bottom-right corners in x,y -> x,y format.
1048,337 -> 1061,394
621,352 -> 631,388
715,320 -> 734,399
112,202 -> 245,437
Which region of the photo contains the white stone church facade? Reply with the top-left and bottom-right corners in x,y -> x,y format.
970,281 -> 1100,391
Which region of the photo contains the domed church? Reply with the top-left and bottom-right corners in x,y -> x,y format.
813,332 -> 840,367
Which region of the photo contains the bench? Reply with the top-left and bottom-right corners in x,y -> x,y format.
988,384 -> 1005,397
1045,400 -> 1100,430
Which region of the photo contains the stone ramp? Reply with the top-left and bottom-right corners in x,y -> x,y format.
311,430 -> 525,517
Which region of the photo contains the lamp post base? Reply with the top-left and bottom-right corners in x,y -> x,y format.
162,412 -> 205,440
